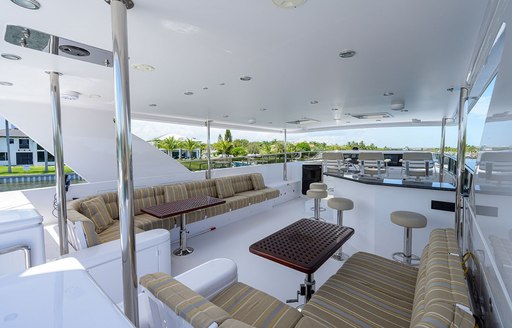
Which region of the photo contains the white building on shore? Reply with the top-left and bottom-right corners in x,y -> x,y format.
0,127 -> 54,167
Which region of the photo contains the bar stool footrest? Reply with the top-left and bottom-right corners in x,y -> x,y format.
392,252 -> 420,265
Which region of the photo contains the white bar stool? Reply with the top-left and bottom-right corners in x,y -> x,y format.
306,189 -> 328,220
390,211 -> 427,265
309,182 -> 327,190
328,197 -> 354,261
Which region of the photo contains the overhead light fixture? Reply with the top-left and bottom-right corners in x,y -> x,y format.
286,117 -> 320,125
339,50 -> 356,58
219,82 -> 226,86
0,81 -> 14,86
149,104 -> 157,107
347,112 -> 393,120
223,115 -> 229,118
240,75 -> 252,81
390,100 -> 405,111
184,91 -> 194,96
11,0 -> 40,10
248,118 -> 257,124
310,100 -> 319,104
383,92 -> 394,96
132,64 -> 155,71
1,53 -> 21,60
272,0 -> 307,9
332,108 -> 342,120
61,90 -> 80,100
260,108 -> 268,111
203,87 -> 209,90
88,94 -> 101,98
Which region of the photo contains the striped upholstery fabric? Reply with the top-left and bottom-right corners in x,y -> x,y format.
100,191 -> 119,219
229,174 -> 254,193
141,272 -> 231,328
98,221 -> 144,244
204,204 -> 229,218
135,213 -> 176,231
294,316 -> 328,328
236,190 -> 271,204
216,178 -> 236,198
164,184 -> 189,203
224,195 -> 251,211
302,274 -> 413,328
428,228 -> 459,255
185,210 -> 207,224
133,187 -> 157,215
153,185 -> 166,204
68,208 -> 99,247
250,173 -> 266,190
80,196 -> 114,233
186,180 -> 219,198
219,319 -> 256,328
211,282 -> 302,328
338,252 -> 418,302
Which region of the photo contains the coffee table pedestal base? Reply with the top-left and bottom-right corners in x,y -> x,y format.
173,247 -> 194,256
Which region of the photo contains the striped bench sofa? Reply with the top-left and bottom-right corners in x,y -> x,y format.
67,173 -> 279,249
140,228 -> 475,328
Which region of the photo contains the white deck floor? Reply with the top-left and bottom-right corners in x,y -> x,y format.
170,196 -> 360,305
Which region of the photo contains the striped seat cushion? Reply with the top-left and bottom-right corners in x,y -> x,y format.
97,221 -> 144,244
224,195 -> 250,211
133,187 -> 157,215
229,175 -> 254,193
164,184 -> 189,203
219,319 -> 257,328
216,178 -> 236,199
250,173 -> 266,190
141,272 -> 231,328
80,196 -> 114,233
211,282 -> 302,328
302,274 -> 413,328
187,180 -> 219,198
134,213 -> 176,231
235,190 -> 270,204
337,252 -> 418,302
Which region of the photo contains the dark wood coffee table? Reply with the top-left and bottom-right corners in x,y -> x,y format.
250,218 -> 354,303
142,195 -> 225,256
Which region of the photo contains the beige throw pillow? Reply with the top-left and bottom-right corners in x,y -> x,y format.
215,179 -> 235,199
250,174 -> 266,190
80,196 -> 114,234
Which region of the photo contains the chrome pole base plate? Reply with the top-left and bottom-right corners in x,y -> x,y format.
392,252 -> 420,265
173,247 -> 194,256
331,252 -> 350,262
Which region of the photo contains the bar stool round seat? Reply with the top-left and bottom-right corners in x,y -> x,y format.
327,198 -> 354,212
307,189 -> 328,220
328,197 -> 354,261
391,211 -> 427,228
391,211 -> 427,265
309,182 -> 328,190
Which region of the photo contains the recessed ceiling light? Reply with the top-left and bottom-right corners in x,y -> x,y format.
248,118 -> 256,124
223,115 -> 229,118
61,90 -> 80,101
132,64 -> 155,71
11,0 -> 40,10
219,82 -> 226,86
203,87 -> 209,90
240,75 -> 252,81
391,100 -> 405,111
184,91 -> 194,96
149,104 -> 157,107
339,50 -> 356,58
310,100 -> 319,105
383,92 -> 394,96
0,81 -> 13,86
272,0 -> 307,9
260,108 -> 268,111
1,53 -> 21,60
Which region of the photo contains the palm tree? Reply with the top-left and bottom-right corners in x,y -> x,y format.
213,139 -> 233,157
159,136 -> 181,156
182,138 -> 199,168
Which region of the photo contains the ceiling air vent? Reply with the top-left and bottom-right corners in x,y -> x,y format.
286,117 -> 320,125
347,112 -> 393,120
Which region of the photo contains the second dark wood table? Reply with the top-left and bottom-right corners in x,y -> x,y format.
142,195 -> 225,256
250,218 -> 354,302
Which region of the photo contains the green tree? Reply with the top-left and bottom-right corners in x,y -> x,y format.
224,129 -> 233,142
159,136 -> 181,155
260,141 -> 272,154
247,142 -> 261,154
214,139 -> 233,157
295,141 -> 311,152
232,146 -> 248,157
233,139 -> 249,148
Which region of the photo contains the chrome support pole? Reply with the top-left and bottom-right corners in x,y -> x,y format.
314,198 -> 320,220
331,210 -> 349,261
455,87 -> 469,239
48,71 -> 69,256
173,214 -> 194,256
283,129 -> 288,181
404,227 -> 412,265
44,150 -> 48,172
304,273 -> 315,302
439,118 -> 447,182
205,120 -> 212,179
5,120 -> 11,173
108,0 -> 138,325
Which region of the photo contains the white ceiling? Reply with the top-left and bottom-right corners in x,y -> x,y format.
0,0 -> 489,132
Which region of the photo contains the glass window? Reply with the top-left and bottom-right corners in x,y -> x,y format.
9,139 -> 14,144
37,144 -> 44,150
19,139 -> 29,149
0,152 -> 7,161
37,151 -> 54,162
